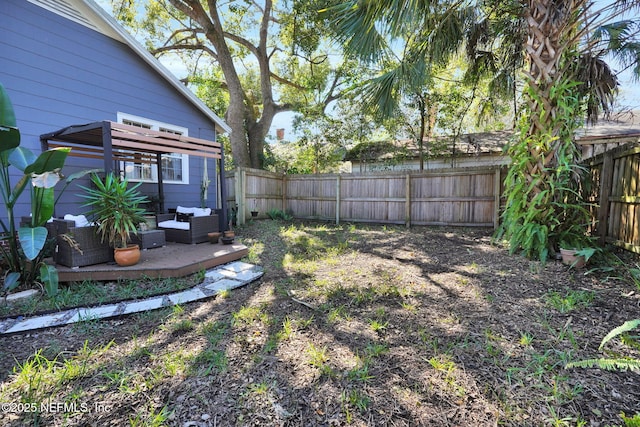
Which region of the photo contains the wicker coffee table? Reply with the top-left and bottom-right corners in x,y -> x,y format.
129,229 -> 166,250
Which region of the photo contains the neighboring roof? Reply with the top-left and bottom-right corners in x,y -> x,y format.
575,111 -> 640,145
345,131 -> 513,162
348,112 -> 640,163
26,0 -> 231,134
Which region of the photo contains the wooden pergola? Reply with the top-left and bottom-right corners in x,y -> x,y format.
40,120 -> 228,228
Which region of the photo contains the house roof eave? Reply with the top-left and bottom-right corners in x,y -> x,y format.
79,0 -> 231,134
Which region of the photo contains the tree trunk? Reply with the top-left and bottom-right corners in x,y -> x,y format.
499,0 -> 587,259
171,0 -> 276,169
523,0 -> 567,191
246,118 -> 268,169
417,96 -> 426,172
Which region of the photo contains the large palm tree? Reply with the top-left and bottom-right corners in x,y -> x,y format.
324,0 -> 640,260
500,0 -> 638,259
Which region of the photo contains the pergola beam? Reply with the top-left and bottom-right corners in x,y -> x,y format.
40,120 -> 226,224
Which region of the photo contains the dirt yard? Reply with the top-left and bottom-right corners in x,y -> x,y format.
0,221 -> 638,426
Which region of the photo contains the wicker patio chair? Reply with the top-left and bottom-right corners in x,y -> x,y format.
51,219 -> 113,268
156,212 -> 219,244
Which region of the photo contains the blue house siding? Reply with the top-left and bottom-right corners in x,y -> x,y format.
0,0 -> 221,220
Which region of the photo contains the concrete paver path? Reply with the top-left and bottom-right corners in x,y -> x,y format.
0,261 -> 263,335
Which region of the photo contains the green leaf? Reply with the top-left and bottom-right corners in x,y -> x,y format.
8,174 -> 30,208
32,187 -> 54,226
66,168 -> 103,183
0,128 -> 20,154
18,226 -> 48,261
39,264 -> 59,297
0,83 -> 20,153
0,83 -> 16,127
24,147 -> 71,174
3,272 -> 20,293
8,146 -> 36,172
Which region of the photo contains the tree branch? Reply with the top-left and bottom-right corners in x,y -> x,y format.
151,43 -> 219,62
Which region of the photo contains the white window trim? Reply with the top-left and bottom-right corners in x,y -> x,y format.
116,112 -> 190,185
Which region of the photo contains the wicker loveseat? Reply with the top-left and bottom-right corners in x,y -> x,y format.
156,206 -> 219,244
52,217 -> 113,268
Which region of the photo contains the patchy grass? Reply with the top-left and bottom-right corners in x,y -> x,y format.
0,275 -> 203,318
0,220 -> 639,426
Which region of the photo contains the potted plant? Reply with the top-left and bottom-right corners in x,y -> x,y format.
223,220 -> 235,239
79,173 -> 149,266
558,229 -> 595,268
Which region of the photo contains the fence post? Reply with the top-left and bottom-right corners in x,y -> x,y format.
336,175 -> 341,225
493,168 -> 501,229
240,168 -> 247,225
405,174 -> 411,228
597,151 -> 614,245
282,173 -> 287,214
233,168 -> 241,226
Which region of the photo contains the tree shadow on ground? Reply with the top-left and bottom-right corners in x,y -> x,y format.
0,220 -> 638,426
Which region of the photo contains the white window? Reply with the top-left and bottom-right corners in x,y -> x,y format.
116,113 -> 190,184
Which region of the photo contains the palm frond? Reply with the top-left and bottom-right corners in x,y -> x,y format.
574,54 -> 619,123
323,1 -> 390,62
599,319 -> 640,350
587,19 -> 640,80
566,357 -> 640,372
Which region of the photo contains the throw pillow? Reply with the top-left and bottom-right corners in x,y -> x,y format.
64,214 -> 90,227
176,206 -> 195,214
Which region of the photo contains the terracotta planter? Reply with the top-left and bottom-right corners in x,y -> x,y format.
114,244 -> 141,267
223,230 -> 235,239
208,232 -> 222,244
560,248 -> 586,268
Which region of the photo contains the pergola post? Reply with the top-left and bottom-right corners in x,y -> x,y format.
102,121 -> 113,174
156,152 -> 165,213
219,149 -> 229,231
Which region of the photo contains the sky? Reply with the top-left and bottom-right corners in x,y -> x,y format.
95,0 -> 640,139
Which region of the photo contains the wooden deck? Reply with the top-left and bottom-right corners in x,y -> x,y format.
53,241 -> 248,282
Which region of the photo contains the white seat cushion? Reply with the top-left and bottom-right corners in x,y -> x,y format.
157,219 -> 190,230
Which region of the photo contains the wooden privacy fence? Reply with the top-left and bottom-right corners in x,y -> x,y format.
227,144 -> 640,253
226,167 -> 505,228
588,142 -> 640,253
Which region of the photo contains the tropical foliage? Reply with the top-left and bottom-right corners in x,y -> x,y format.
0,82 -> 71,293
322,0 -> 640,260
78,173 -> 148,249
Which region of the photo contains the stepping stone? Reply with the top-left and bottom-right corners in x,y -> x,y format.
219,269 -> 263,283
5,312 -> 69,334
122,296 -> 166,315
222,261 -> 256,273
204,279 -> 245,292
6,289 -> 39,302
204,270 -> 226,281
71,304 -> 121,323
0,261 -> 263,334
167,288 -> 207,305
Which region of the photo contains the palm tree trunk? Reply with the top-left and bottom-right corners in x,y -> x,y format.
523,0 -> 572,193
499,0 -> 588,259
